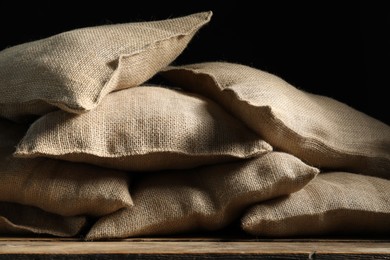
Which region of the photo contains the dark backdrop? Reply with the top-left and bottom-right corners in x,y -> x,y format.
1,1 -> 388,125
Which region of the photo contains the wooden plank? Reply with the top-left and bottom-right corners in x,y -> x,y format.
0,238 -> 390,258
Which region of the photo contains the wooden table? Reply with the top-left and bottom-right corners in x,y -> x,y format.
1,236 -> 389,259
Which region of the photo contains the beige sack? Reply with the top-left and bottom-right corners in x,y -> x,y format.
0,11 -> 212,122
14,86 -> 272,171
0,202 -> 86,237
86,152 -> 319,240
0,119 -> 132,217
160,62 -> 390,178
241,172 -> 390,236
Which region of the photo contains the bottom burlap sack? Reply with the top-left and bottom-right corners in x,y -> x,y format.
241,172 -> 390,236
0,118 -> 132,217
86,151 -> 319,240
0,202 -> 87,237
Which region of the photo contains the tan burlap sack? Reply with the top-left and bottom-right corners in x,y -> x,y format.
241,172 -> 390,236
0,119 -> 132,217
160,62 -> 390,178
14,86 -> 272,171
0,202 -> 87,237
85,152 -> 319,240
0,11 -> 212,122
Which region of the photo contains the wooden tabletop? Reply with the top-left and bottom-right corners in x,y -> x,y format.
1,236 -> 389,259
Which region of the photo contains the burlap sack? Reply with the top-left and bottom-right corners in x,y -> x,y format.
85,152 -> 319,240
0,202 -> 87,237
0,119 -> 132,217
0,11 -> 212,122
14,86 -> 272,171
241,172 -> 390,236
160,62 -> 390,178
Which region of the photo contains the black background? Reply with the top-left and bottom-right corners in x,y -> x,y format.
0,1 -> 388,125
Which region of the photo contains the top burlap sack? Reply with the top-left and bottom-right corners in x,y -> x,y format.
0,11 -> 212,122
160,62 -> 390,178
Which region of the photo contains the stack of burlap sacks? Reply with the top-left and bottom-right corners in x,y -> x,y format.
0,11 -> 389,240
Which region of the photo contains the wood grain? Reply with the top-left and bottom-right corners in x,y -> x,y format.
0,237 -> 389,259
